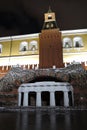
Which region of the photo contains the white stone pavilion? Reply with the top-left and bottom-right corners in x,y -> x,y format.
18,81 -> 74,107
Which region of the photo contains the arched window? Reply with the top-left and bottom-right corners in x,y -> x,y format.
62,37 -> 72,48
29,40 -> 38,51
19,41 -> 28,51
73,37 -> 83,48
0,44 -> 2,53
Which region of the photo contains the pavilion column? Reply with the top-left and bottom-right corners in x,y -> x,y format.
71,91 -> 74,106
64,91 -> 69,107
50,91 -> 55,106
36,92 -> 41,106
18,92 -> 22,106
23,92 -> 28,106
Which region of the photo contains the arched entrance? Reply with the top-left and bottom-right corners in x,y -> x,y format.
29,76 -> 62,83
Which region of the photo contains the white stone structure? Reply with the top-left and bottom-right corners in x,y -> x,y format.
18,81 -> 74,107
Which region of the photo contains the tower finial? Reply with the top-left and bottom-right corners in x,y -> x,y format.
48,6 -> 52,13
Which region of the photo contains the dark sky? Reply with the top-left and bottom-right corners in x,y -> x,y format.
0,0 -> 87,37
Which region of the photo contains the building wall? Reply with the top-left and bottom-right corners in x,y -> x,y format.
39,29 -> 63,68
0,41 -> 11,56
62,30 -> 87,63
0,29 -> 87,68
63,34 -> 87,53
0,34 -> 39,66
11,38 -> 39,56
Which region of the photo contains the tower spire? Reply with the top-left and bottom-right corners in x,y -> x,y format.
42,7 -> 58,30
48,6 -> 52,13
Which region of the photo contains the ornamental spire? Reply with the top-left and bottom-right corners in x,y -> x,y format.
48,6 -> 52,13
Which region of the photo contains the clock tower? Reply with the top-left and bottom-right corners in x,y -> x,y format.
39,7 -> 64,68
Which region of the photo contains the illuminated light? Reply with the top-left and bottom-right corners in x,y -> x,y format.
6,66 -> 8,70
2,66 -> 4,70
53,65 -> 56,69
28,64 -> 30,69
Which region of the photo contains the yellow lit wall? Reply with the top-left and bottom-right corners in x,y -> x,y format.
62,30 -> 87,63
62,33 -> 87,53
0,29 -> 87,66
0,41 -> 11,56
11,38 -> 39,56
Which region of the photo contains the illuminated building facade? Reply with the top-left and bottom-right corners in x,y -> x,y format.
0,8 -> 87,107
0,9 -> 87,77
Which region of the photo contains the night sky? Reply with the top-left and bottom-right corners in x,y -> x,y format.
0,0 -> 87,37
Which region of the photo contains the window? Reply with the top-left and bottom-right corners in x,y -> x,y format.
29,40 -> 38,51
19,41 -> 28,52
73,37 -> 83,48
62,37 -> 72,48
48,14 -> 52,19
0,44 -> 2,53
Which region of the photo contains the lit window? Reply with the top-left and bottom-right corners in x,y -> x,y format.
62,37 -> 72,48
0,44 -> 2,53
73,37 -> 83,48
29,40 -> 38,51
19,41 -> 28,51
